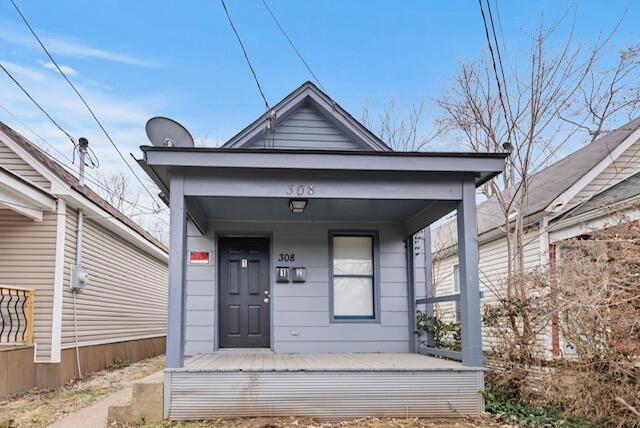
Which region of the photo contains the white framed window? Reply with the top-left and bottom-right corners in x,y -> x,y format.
330,232 -> 378,321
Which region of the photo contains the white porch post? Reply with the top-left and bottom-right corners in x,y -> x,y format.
167,175 -> 187,368
456,179 -> 483,367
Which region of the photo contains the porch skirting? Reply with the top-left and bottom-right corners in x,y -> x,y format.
164,352 -> 485,420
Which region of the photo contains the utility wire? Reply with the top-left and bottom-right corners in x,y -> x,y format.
0,62 -> 76,146
0,102 -> 75,165
485,0 -> 511,123
260,0 -> 326,93
477,0 -> 510,140
9,0 -> 161,209
258,1 -> 389,151
219,0 -> 270,111
0,103 -> 161,216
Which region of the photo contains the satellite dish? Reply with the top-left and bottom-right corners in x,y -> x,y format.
145,117 -> 194,148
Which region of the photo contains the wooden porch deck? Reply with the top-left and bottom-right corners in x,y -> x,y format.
165,351 -> 485,420
183,350 -> 474,372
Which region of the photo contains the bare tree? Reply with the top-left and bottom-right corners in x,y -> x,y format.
435,17 -> 634,348
96,172 -> 142,217
362,99 -> 439,151
562,43 -> 640,142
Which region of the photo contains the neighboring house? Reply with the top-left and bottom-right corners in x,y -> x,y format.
431,117 -> 640,355
139,82 -> 507,419
0,122 -> 168,396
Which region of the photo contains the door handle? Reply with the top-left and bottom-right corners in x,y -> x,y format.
264,290 -> 270,303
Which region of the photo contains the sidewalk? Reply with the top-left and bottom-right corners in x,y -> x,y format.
47,387 -> 133,428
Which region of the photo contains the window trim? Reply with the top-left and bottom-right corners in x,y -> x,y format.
328,230 -> 381,323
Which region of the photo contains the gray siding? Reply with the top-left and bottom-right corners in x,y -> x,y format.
0,209 -> 56,360
246,106 -> 361,151
184,221 -> 410,355
0,139 -> 50,190
61,210 -> 168,348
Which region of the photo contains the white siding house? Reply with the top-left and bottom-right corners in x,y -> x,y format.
0,121 -> 168,395
432,117 -> 640,355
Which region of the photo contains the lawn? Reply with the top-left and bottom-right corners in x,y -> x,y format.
0,356 -> 164,428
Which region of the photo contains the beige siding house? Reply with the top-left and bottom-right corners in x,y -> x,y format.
0,122 -> 168,395
431,117 -> 640,355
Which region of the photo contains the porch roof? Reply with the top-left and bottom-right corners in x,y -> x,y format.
139,147 -> 506,235
140,146 -> 507,192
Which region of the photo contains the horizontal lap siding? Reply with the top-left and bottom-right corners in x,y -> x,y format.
167,370 -> 484,419
0,209 -> 56,360
0,140 -> 50,190
246,107 -> 360,150
434,232 -> 541,349
184,221 -> 410,355
61,213 -> 167,349
567,138 -> 640,209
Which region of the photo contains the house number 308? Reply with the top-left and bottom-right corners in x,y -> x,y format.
287,184 -> 315,196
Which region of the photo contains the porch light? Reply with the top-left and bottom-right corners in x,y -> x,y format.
289,199 -> 307,213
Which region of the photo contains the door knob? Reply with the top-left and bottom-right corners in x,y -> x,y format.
263,297 -> 270,303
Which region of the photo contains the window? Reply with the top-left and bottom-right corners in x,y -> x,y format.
453,264 -> 460,293
453,264 -> 461,322
330,233 -> 377,320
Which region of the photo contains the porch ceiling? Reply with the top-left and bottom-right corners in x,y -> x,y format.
190,196 -> 455,223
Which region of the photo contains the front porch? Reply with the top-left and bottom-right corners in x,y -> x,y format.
140,146 -> 506,419
165,350 -> 484,419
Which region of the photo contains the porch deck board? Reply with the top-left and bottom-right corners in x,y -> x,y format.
179,351 -> 473,372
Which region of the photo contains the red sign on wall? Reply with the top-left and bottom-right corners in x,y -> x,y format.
189,251 -> 210,265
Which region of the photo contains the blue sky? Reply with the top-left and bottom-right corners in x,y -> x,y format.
0,0 -> 637,217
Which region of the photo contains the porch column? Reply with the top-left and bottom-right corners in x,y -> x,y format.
405,234 -> 416,352
423,227 -> 435,347
167,175 -> 187,368
456,179 -> 483,367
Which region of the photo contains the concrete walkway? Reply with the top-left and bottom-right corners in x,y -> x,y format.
47,387 -> 133,428
47,371 -> 163,428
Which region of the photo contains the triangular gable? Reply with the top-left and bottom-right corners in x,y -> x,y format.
545,117 -> 640,215
221,82 -> 391,151
0,138 -> 51,190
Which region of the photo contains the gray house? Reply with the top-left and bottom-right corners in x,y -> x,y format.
139,82 -> 506,419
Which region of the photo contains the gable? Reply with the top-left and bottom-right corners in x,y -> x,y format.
0,138 -> 50,190
222,82 -> 391,151
244,105 -> 361,151
564,135 -> 640,211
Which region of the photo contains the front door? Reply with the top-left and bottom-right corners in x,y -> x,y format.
218,237 -> 270,348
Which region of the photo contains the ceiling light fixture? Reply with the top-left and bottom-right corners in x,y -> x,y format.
289,199 -> 307,214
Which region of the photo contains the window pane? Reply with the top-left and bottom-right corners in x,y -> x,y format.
453,264 -> 460,293
333,277 -> 374,317
333,236 -> 373,275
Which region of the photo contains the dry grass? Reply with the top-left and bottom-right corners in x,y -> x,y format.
118,415 -> 506,428
0,355 -> 164,428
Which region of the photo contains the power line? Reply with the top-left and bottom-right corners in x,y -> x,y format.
477,0 -> 510,140
485,0 -> 511,123
9,0 -> 161,209
0,103 -> 161,217
0,102 -> 75,165
0,62 -> 76,147
260,0 -> 326,92
219,0 -> 270,111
